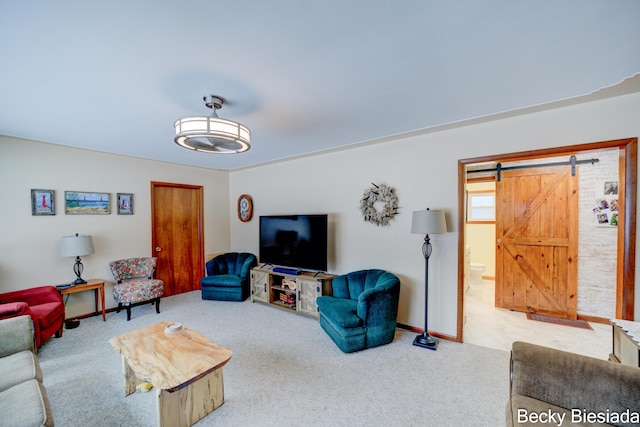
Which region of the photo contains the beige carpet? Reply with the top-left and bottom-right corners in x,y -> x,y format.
37,291 -> 510,426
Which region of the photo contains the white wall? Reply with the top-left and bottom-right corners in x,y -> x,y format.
0,136 -> 230,317
230,91 -> 640,337
2,91 -> 639,335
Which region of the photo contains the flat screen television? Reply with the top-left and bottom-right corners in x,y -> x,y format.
259,214 -> 328,272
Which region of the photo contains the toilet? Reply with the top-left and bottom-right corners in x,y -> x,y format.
469,262 -> 486,285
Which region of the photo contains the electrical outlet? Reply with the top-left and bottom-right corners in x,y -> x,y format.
587,290 -> 597,301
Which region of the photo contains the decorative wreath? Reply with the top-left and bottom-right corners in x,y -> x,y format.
360,183 -> 399,226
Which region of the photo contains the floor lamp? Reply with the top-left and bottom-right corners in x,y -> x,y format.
411,208 -> 447,350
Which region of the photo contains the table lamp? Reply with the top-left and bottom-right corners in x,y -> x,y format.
60,233 -> 94,285
411,208 -> 447,350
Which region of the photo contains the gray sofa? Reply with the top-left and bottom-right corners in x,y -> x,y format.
0,315 -> 54,427
507,341 -> 640,427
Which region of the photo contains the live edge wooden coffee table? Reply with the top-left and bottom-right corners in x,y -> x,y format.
109,321 -> 232,427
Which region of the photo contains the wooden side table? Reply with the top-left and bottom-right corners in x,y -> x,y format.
610,319 -> 640,367
59,279 -> 106,321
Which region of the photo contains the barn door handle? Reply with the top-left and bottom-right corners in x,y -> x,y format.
155,247 -> 162,252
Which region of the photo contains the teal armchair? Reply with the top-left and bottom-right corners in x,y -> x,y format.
200,252 -> 257,301
316,269 -> 400,353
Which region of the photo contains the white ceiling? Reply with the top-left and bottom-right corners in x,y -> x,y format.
1,1 -> 639,170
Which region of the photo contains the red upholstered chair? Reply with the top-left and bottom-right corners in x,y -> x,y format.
0,286 -> 65,349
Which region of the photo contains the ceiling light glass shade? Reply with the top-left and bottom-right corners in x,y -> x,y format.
174,116 -> 251,153
174,95 -> 251,154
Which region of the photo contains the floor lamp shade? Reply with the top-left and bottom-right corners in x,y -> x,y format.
410,209 -> 447,350
60,234 -> 94,285
411,209 -> 447,235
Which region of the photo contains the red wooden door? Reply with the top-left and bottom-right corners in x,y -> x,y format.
151,182 -> 204,297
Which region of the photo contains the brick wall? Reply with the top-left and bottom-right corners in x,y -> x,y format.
576,148 -> 618,318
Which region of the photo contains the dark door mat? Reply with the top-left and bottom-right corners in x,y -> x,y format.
526,313 -> 593,330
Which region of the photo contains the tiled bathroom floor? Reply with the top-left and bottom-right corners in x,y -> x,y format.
463,280 -> 612,360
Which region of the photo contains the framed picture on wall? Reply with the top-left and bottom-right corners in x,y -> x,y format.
604,181 -> 618,195
31,189 -> 55,216
65,191 -> 110,215
117,193 -> 133,215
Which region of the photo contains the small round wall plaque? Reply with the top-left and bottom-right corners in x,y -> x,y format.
238,194 -> 253,222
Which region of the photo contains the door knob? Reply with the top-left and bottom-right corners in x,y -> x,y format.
155,247 -> 162,252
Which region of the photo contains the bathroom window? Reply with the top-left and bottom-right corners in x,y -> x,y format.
467,191 -> 495,223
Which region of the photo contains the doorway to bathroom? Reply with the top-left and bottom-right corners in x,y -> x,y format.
457,137 -> 637,356
464,179 -> 496,292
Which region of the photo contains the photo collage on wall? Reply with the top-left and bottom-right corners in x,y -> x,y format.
593,181 -> 618,227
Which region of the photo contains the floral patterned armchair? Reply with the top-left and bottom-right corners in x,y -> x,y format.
109,257 -> 164,321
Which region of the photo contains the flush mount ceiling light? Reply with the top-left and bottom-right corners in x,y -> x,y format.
174,95 -> 251,153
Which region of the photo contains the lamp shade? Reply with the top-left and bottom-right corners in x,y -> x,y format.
60,234 -> 94,257
411,209 -> 447,235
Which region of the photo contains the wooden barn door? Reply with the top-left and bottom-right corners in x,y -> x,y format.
495,165 -> 578,319
151,182 -> 204,297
